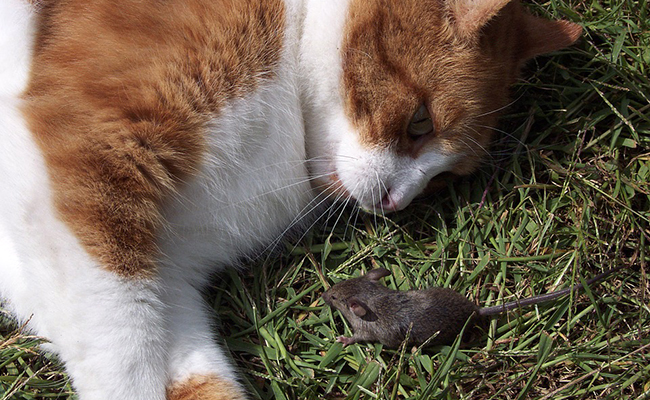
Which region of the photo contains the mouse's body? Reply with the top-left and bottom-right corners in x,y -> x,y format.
322,268 -> 619,348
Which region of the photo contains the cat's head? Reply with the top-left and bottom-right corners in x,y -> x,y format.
300,0 -> 581,212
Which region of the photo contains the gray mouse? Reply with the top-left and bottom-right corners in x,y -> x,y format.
322,267 -> 621,348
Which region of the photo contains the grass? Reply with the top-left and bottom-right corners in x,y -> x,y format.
2,0 -> 649,399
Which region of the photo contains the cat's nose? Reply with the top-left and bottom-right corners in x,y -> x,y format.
379,190 -> 402,213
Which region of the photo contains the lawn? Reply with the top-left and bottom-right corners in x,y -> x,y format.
1,0 -> 649,399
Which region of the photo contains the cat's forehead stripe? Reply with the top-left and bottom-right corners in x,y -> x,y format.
339,0 -> 446,148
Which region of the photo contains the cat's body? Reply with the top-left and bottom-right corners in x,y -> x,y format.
0,0 -> 580,399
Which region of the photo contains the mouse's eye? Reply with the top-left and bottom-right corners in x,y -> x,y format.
407,104 -> 434,139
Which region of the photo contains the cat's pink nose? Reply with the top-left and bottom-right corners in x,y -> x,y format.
379,191 -> 400,213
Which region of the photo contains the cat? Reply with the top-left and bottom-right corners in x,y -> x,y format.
0,0 -> 581,399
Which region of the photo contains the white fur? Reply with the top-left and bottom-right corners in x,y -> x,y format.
0,0 -> 458,398
300,0 -> 352,193
157,0 -> 314,386
0,0 -> 34,97
0,6 -> 170,391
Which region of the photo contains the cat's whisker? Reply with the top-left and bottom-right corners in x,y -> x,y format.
374,171 -> 388,223
285,182 -> 339,227
198,155 -> 354,184
232,178 -> 340,262
323,180 -> 359,224
377,175 -> 392,234
259,185 -> 339,257
474,94 -> 524,119
344,196 -> 364,240
368,175 -> 379,230
278,181 -> 357,256
463,128 -> 492,158
323,185 -> 358,242
455,135 -> 485,159
310,153 -> 359,160
473,124 -> 529,148
206,172 -> 336,212
306,155 -> 359,164
341,196 -> 361,239
330,197 -> 353,231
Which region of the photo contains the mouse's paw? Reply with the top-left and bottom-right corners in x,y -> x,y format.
336,336 -> 356,347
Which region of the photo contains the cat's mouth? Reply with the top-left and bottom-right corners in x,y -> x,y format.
353,185 -> 414,214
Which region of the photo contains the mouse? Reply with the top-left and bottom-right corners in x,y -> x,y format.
322,267 -> 622,348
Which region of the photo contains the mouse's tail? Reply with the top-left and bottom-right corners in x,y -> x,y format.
478,265 -> 626,317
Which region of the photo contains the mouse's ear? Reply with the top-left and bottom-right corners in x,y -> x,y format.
365,268 -> 391,282
347,297 -> 369,317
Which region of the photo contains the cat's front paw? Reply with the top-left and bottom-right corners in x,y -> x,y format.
167,375 -> 247,400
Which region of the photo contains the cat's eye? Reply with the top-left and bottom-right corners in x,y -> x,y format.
407,104 -> 434,139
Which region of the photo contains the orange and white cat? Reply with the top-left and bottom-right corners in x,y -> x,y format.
0,0 -> 580,399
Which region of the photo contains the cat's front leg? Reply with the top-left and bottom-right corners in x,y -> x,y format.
160,266 -> 248,400
2,247 -> 171,400
1,90 -> 249,400
55,274 -> 170,400
167,375 -> 246,400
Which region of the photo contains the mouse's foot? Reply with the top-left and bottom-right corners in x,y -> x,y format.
336,336 -> 356,347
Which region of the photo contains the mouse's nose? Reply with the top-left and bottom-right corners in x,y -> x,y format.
321,291 -> 331,304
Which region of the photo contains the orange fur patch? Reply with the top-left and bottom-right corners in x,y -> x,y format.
167,375 -> 247,400
341,0 -> 581,175
24,0 -> 286,277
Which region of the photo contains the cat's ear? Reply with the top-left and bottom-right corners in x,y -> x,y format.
450,0 -> 513,37
450,0 -> 582,60
516,13 -> 582,61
